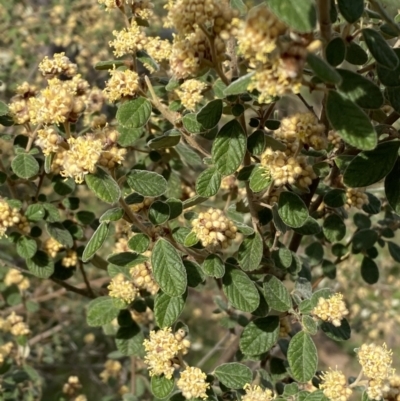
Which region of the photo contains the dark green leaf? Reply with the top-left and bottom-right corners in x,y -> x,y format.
249,165 -> 271,193
323,214 -> 346,242
202,254 -> 225,278
94,60 -> 125,70
151,376 -> 174,399
11,154 -> 39,179
361,257 -> 379,284
376,48 -> 400,87
326,91 -> 377,150
386,86 -> 400,114
100,207 -> 124,223
127,234 -> 150,253
278,192 -> 309,228
223,72 -> 255,96
196,99 -> 223,130
118,126 -> 143,147
352,229 -> 378,251
248,130 -> 266,156
321,319 -> 351,341
154,292 -> 186,328
108,252 -> 148,268
195,167 -> 221,197
182,113 -> 205,133
388,241 -> 400,262
86,296 -> 120,326
305,242 -> 324,267
85,168 -> 121,204
126,170 -> 167,197
82,222 -> 110,262
263,275 -> 292,312
137,50 -> 159,72
306,54 -> 342,84
385,159 -> 400,215
238,232 -> 263,272
26,251 -> 54,278
324,189 -> 346,208
292,217 -> 321,236
52,176 -> 76,196
148,130 -> 181,150
326,37 -> 346,66
148,201 -> 170,225
337,0 -> 364,22
25,204 -> 45,222
116,97 -> 152,128
214,363 -> 252,389
16,236 -> 37,259
46,222 -> 73,248
362,192 -> 381,215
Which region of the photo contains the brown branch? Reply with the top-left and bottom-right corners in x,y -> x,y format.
384,111 -> 400,126
29,321 -> 69,346
317,0 -> 332,48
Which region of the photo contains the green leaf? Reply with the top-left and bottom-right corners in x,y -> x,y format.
176,143 -> 203,167
26,251 -> 54,278
52,175 -> 76,196
386,86 -> 400,114
196,99 -> 223,130
305,242 -> 324,267
337,0 -> 364,22
182,113 -> 205,133
0,101 -> 8,116
118,126 -> 143,147
116,97 -> 152,128
278,192 -> 309,228
82,222 -> 110,262
148,130 -> 181,150
151,239 -> 187,297
326,91 -> 377,151
76,210 -> 96,225
337,69 -> 384,109
108,252 -> 148,268
85,168 -> 121,204
214,363 -> 252,389
302,315 -> 318,335
271,246 -> 292,269
166,198 -> 183,220
385,159 -> 400,215
42,203 -> 61,222
362,28 -> 399,70
128,234 -> 150,253
238,232 -> 263,272
324,189 -> 346,208
287,331 -> 318,382
183,260 -> 205,287
239,316 -> 280,356
352,229 -> 378,251
361,257 -> 379,284
100,207 -> 124,223
137,50 -> 159,72
323,214 -> 346,242
222,265 -> 260,312
195,167 -> 222,197
267,0 -> 317,33
151,375 -> 174,399
126,170 -> 167,197
306,54 -> 342,84
223,72 -> 255,96
11,154 -> 39,179
293,217 -> 321,236
94,60 -> 126,70
16,236 -> 37,259
212,119 -> 246,176
265,135 -> 286,151
363,193 -> 381,215
321,319 -> 351,341
377,49 -> 400,87
250,165 -> 271,193
25,204 -> 45,222
248,130 -> 266,155
148,201 -> 170,225
202,254 -> 225,278
154,292 -> 186,328
116,329 -> 145,357
46,222 -> 73,248
388,241 -> 400,262
263,275 -> 292,312
86,296 -> 120,327
326,37 -> 346,67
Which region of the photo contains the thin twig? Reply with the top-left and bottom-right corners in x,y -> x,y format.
29,321 -> 69,346
317,0 -> 332,48
78,259 -> 95,298
297,94 -> 318,118
197,332 -> 231,368
369,0 -> 400,34
131,356 -> 136,395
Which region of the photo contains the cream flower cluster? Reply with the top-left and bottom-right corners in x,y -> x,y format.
8,82 -> 37,125
4,269 -> 30,291
108,273 -> 138,304
62,376 -> 82,396
39,52 -> 78,78
357,343 -> 395,400
328,130 -> 342,149
143,327 -> 190,379
175,79 -> 207,111
62,250 -> 78,268
0,197 -> 30,238
0,342 -> 13,366
0,312 -> 30,336
99,359 -> 122,382
177,366 -> 210,400
130,251 -> 159,295
36,128 -> 63,156
109,22 -> 147,57
345,188 -> 369,210
242,384 -> 275,401
191,208 -> 238,249
320,369 -> 353,401
103,67 -> 139,103
98,0 -> 153,18
383,375 -> 400,401
43,237 -> 63,258
312,293 -> 349,327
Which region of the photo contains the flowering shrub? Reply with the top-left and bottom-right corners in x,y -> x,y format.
1,0 -> 400,400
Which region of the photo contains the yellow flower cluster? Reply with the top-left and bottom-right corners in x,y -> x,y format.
345,188 -> 369,210
320,369 -> 352,401
170,29 -> 225,79
357,343 -> 394,400
177,366 -> 210,400
38,52 -> 78,78
8,82 -> 37,125
36,128 -> 63,156
238,4 -> 286,64
130,251 -> 159,295
0,342 -> 13,366
242,384 -> 274,401
62,250 -> 78,268
108,273 -> 138,304
0,197 -> 30,238
143,327 -> 190,379
383,375 -> 400,401
131,307 -> 154,325
109,22 -> 147,57
144,37 -> 172,72
260,149 -> 316,189
130,197 -> 153,213
99,359 -> 122,382
328,130 -> 342,149
43,237 -> 63,258
275,113 -> 327,151
103,67 -> 139,103
175,79 -> 207,111
191,208 -> 238,249
99,0 -> 153,17
63,376 -> 82,395
0,312 -> 30,337
4,269 -> 30,291
312,293 -> 349,327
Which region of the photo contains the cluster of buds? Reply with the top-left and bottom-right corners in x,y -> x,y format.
191,208 -> 237,249
320,368 -> 353,401
38,52 -> 77,78
131,307 -> 154,325
103,67 -> 139,103
0,197 -> 30,238
43,237 -> 64,258
261,149 -> 316,189
177,366 -> 210,400
357,343 -> 395,400
8,82 -> 38,125
109,22 -> 147,57
98,0 -> 154,18
383,375 -> 400,401
143,327 -> 190,379
328,130 -> 342,150
62,250 -> 78,268
62,376 -> 82,396
4,269 -> 30,291
99,359 -> 122,383
242,384 -> 274,401
108,273 -> 138,304
175,79 -> 207,111
345,188 -> 369,209
312,293 -> 349,327
130,251 -> 159,295
129,197 -> 153,213
0,312 -> 30,336
36,128 -> 63,156
0,342 -> 13,366
275,112 -> 327,152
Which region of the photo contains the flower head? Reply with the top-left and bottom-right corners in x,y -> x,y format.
108,273 -> 137,304
103,67 -> 139,103
177,366 -> 209,400
4,269 -> 30,291
357,343 -> 394,383
99,360 -> 122,382
242,384 -> 274,401
0,198 -> 30,238
312,293 -> 349,327
39,52 -> 78,78
320,368 -> 352,401
109,23 -> 147,57
175,79 -> 207,111
36,128 -> 63,156
130,251 -> 159,295
345,188 -> 369,210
